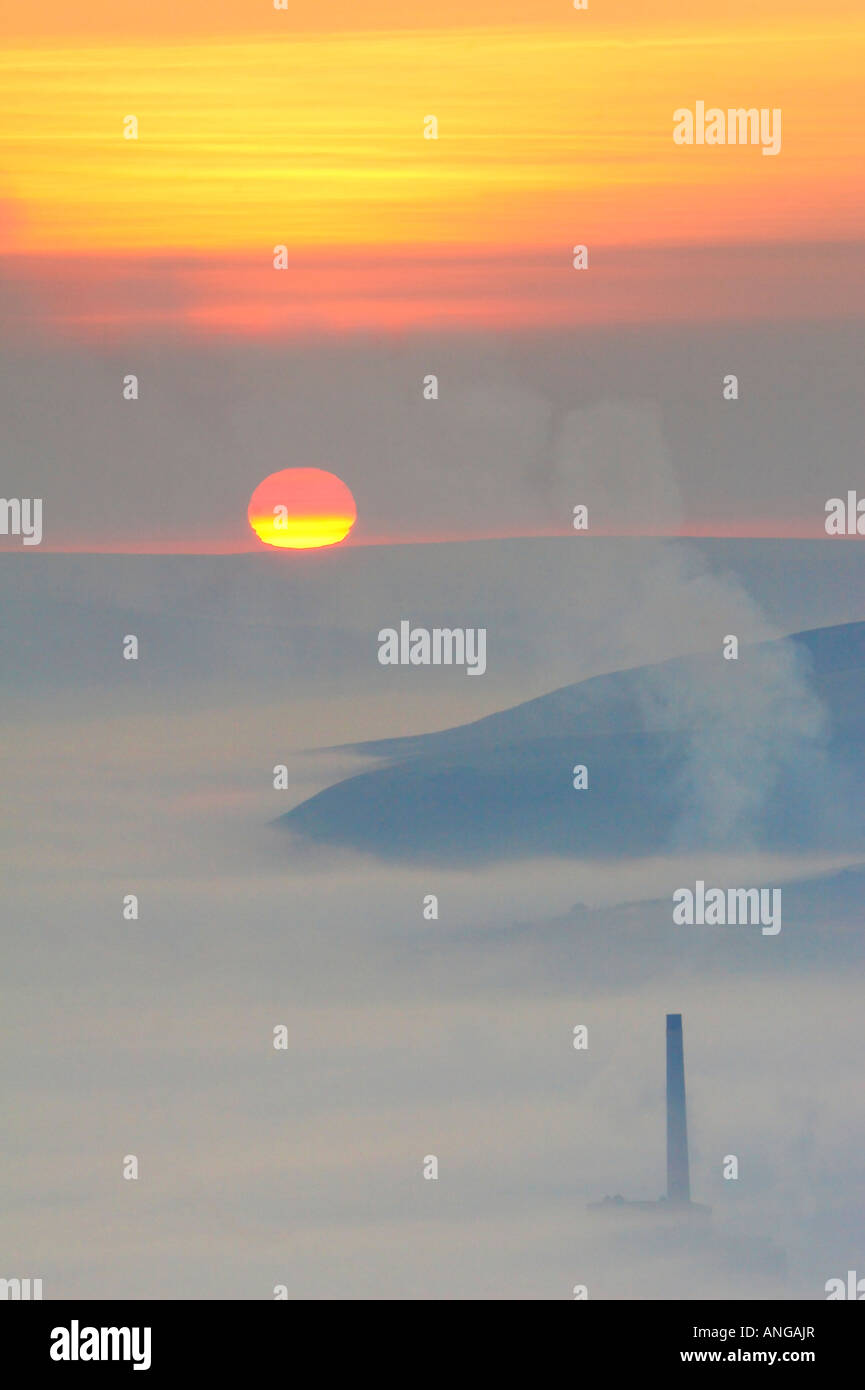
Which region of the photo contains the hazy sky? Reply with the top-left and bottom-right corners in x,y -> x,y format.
2,322 -> 864,551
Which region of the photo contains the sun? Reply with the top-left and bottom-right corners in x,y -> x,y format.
248,468 -> 357,550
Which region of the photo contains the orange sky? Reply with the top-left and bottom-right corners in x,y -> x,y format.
3,0 -> 862,40
2,6 -> 864,335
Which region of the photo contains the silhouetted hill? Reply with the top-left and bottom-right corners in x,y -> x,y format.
278,622 -> 865,863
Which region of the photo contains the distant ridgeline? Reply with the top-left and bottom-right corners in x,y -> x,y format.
278,622 -> 865,865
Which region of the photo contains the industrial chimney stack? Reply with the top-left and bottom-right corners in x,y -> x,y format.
588,1014 -> 708,1213
665,1013 -> 690,1204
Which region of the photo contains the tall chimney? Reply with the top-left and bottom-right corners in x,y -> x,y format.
666,1013 -> 690,1203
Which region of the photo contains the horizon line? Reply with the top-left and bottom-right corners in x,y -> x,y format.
0,525 -> 850,555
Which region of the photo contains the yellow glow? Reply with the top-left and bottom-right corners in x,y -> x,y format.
249,513 -> 356,549
1,22 -> 863,255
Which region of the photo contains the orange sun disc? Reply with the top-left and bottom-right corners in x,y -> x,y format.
248,467 -> 357,549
